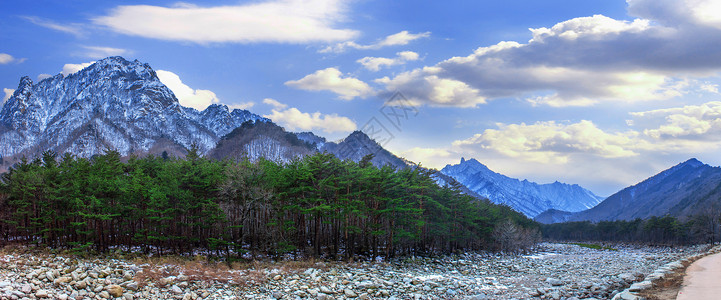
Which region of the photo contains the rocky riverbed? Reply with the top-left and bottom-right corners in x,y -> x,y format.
0,243 -> 712,300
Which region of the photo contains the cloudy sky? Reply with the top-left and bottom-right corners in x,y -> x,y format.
2,0 -> 721,195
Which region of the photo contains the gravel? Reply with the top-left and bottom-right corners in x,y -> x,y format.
0,243 -> 712,299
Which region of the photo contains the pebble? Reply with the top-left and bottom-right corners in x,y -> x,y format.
0,243 -> 713,300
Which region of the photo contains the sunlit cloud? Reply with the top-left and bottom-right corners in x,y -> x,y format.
376,1 -> 721,107
157,70 -> 220,110
93,0 -> 358,44
321,30 -> 430,53
285,67 -> 374,100
61,62 -> 95,77
357,51 -> 419,71
262,99 -> 356,133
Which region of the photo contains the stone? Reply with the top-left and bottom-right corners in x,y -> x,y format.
628,281 -> 652,292
317,293 -> 330,300
617,273 -> 635,283
126,282 -> 139,291
35,290 -> 49,298
55,276 -> 73,285
612,290 -> 642,300
107,285 -> 124,297
20,284 -> 31,294
344,289 -> 358,298
75,280 -> 87,289
546,277 -> 564,286
170,285 -> 183,294
548,291 -> 561,300
98,291 -> 110,299
160,276 -> 176,286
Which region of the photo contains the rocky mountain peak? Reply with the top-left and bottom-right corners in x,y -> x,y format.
0,56 -> 266,162
679,158 -> 704,169
441,158 -> 603,217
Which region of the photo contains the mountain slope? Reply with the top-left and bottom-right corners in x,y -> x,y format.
320,131 -> 409,170
540,158 -> 721,223
209,121 -> 317,163
0,57 -> 266,163
441,158 -> 604,217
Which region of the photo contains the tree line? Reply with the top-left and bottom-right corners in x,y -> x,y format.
0,149 -> 538,259
541,214 -> 721,245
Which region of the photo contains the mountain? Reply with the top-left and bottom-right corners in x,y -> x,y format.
320,131 -> 409,170
537,158 -> 721,223
209,120 -> 317,163
440,158 -> 604,217
211,123 -> 411,169
0,56 -> 415,173
0,56 -> 267,167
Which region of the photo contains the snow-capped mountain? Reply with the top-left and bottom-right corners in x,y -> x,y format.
209,120 -> 317,163
440,158 -> 604,217
320,131 -> 410,170
536,158 -> 721,223
0,57 -> 267,162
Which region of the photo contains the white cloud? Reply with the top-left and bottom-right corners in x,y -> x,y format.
93,0 -> 358,44
0,53 -> 26,64
81,46 -> 130,59
375,4 -> 721,107
156,70 -> 219,110
628,0 -> 721,30
632,101 -> 721,141
700,82 -> 719,94
228,102 -> 255,110
3,88 -> 14,103
263,98 -> 288,110
321,30 -> 430,53
285,67 -> 374,100
375,67 -> 486,107
357,51 -> 419,71
37,74 -> 52,81
397,147 -> 455,169
22,16 -> 84,37
262,99 -> 356,133
452,120 -> 640,164
61,62 -> 95,77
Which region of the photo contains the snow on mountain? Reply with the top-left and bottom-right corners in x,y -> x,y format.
440,158 -> 604,217
0,57 -> 266,160
538,158 -> 721,223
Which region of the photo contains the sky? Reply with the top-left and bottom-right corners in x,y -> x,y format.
2,0 -> 721,196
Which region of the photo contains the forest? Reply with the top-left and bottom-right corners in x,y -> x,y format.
541,215 -> 720,245
0,148 -> 538,260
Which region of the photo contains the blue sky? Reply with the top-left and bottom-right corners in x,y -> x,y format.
2,0 -> 721,195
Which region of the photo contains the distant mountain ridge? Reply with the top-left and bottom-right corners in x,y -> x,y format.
440,158 -> 604,217
536,158 -> 721,223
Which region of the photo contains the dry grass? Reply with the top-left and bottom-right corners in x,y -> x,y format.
2,244 -> 340,290
129,255 -> 346,289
